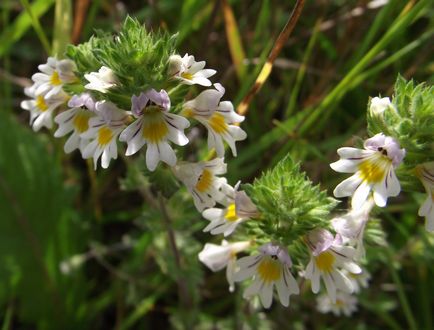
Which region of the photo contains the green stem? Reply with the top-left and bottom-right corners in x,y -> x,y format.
20,0 -> 52,54
386,248 -> 418,330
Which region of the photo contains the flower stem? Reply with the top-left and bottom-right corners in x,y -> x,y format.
157,193 -> 192,309
386,248 -> 418,330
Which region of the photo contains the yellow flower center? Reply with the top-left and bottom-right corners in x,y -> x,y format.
225,203 -> 239,222
181,108 -> 194,118
335,299 -> 344,307
358,153 -> 391,184
97,127 -> 113,146
181,72 -> 193,80
50,71 -> 62,86
73,112 -> 91,133
209,113 -> 228,134
257,256 -> 281,283
142,111 -> 168,143
315,251 -> 335,273
35,95 -> 48,112
195,169 -> 213,193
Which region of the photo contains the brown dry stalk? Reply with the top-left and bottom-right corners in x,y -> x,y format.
72,0 -> 91,44
236,0 -> 306,116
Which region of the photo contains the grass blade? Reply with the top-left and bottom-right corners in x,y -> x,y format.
52,0 -> 72,56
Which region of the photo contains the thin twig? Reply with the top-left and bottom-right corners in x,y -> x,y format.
158,193 -> 192,308
236,0 -> 306,116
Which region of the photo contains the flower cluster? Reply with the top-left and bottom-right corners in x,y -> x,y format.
21,19 -> 433,316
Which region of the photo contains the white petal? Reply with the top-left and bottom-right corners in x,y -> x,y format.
351,181 -> 372,210
202,208 -> 225,221
64,133 -> 80,153
243,277 -> 262,298
333,174 -> 362,198
146,143 -> 160,171
259,282 -> 274,309
323,273 -> 337,303
158,141 -> 177,166
276,272 -> 290,307
386,168 -> 400,197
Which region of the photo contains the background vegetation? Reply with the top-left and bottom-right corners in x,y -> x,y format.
0,0 -> 433,329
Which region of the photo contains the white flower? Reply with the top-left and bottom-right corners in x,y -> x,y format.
417,163 -> 434,232
172,158 -> 228,211
198,240 -> 251,292
81,101 -> 127,169
20,85 -> 68,131
331,198 -> 374,259
31,57 -> 76,99
182,83 -> 247,157
316,292 -> 358,316
119,89 -> 189,171
344,268 -> 370,294
369,96 -> 395,116
202,182 -> 259,237
330,133 -> 405,209
54,93 -> 96,155
304,229 -> 362,303
168,53 -> 216,86
234,243 -> 299,308
84,66 -> 117,93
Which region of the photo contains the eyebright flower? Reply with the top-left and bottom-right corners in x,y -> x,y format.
202,182 -> 259,237
168,54 -> 216,86
81,101 -> 127,169
84,66 -> 117,93
182,83 -> 247,157
119,89 -> 189,171
330,133 -> 405,210
369,96 -> 395,116
304,229 -> 362,303
172,158 -> 228,211
331,198 -> 374,259
316,292 -> 358,316
20,85 -> 69,131
198,240 -> 251,292
234,243 -> 299,309
54,93 -> 96,155
31,57 -> 76,99
416,163 -> 434,232
344,268 -> 370,294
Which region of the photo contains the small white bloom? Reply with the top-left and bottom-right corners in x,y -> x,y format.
81,101 -> 127,169
304,229 -> 362,303
234,243 -> 299,309
182,83 -> 247,157
54,93 -> 96,155
343,268 -> 371,294
172,158 -> 228,211
31,57 -> 76,99
331,198 -> 374,259
202,182 -> 259,237
417,163 -> 434,232
330,133 -> 405,209
84,66 -> 117,93
119,89 -> 189,171
198,240 -> 251,292
168,53 -> 216,86
369,96 -> 395,116
316,292 -> 358,316
20,85 -> 68,131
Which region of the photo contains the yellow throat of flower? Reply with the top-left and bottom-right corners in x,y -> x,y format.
315,251 -> 335,273
142,111 -> 169,143
73,112 -> 91,133
257,256 -> 282,283
195,169 -> 213,193
208,113 -> 228,134
36,95 -> 48,112
50,71 -> 62,86
181,72 -> 193,80
225,203 -> 239,222
97,126 -> 113,146
358,153 -> 391,184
